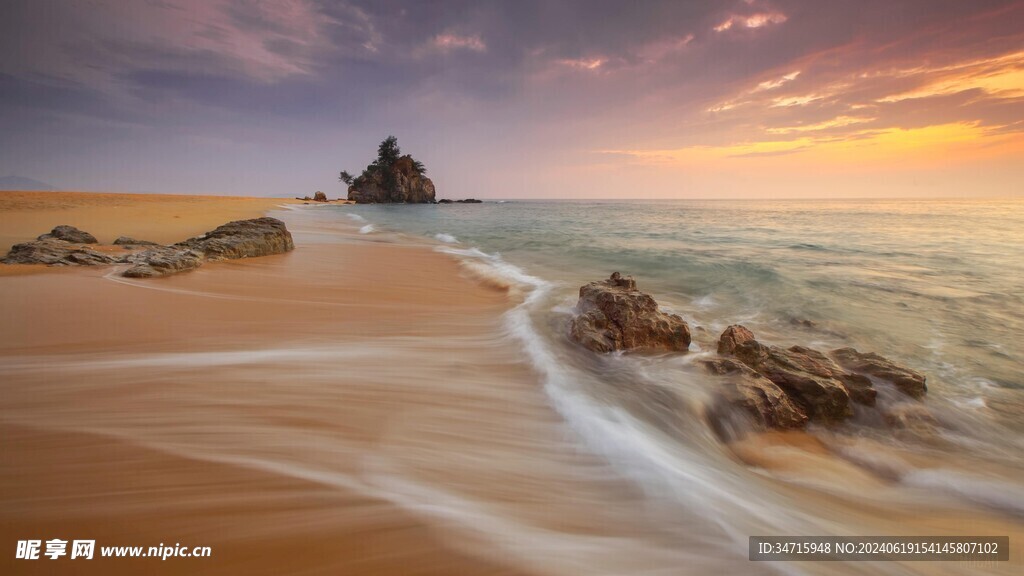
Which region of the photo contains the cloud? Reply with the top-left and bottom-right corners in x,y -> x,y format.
556,57 -> 607,71
431,32 -> 487,53
714,12 -> 787,32
1,0 -> 1023,198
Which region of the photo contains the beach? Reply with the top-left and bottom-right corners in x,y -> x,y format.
1,192 -> 1022,575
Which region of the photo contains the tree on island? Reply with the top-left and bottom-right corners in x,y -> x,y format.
340,136 -> 436,204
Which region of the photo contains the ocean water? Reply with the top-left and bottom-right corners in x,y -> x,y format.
328,199 -> 1024,522
341,198 -> 1024,391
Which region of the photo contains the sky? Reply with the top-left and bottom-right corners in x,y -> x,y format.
0,0 -> 1022,199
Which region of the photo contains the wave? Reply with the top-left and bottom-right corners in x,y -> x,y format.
347,213 -> 367,223
359,224 -> 375,234
434,242 -> 823,561
435,233 -> 459,244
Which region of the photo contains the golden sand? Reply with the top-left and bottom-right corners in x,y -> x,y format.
0,191 -> 318,254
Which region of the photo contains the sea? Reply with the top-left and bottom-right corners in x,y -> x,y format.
301,197 -> 1024,572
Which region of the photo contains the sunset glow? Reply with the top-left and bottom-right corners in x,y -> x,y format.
0,0 -> 1021,198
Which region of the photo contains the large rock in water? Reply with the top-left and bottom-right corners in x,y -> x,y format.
717,325 -> 876,422
347,156 -> 436,204
700,358 -> 809,435
175,217 -> 294,260
569,272 -> 691,353
831,347 -> 927,398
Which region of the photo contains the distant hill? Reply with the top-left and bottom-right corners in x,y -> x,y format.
0,176 -> 58,191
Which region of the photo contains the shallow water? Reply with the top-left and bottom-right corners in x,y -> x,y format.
330,198 -> 1024,571
2,201 -> 1022,574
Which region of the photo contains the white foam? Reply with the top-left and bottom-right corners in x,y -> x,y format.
347,213 -> 367,222
434,233 -> 459,244
903,469 -> 1024,516
434,243 -> 812,560
359,224 -> 375,234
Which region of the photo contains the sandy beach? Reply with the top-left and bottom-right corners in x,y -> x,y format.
0,192 -> 529,574
0,191 -> 312,255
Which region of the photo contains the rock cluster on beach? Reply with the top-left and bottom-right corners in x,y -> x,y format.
2,218 -> 294,278
568,273 -> 929,435
569,272 -> 691,353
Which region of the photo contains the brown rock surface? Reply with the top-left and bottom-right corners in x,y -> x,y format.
1,239 -> 117,266
348,155 -> 436,204
831,347 -> 927,398
719,326 -> 876,422
700,358 -> 809,434
37,225 -> 98,244
175,217 -> 294,261
569,272 -> 691,353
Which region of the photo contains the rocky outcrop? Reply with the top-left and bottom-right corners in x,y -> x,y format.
438,198 -> 482,204
122,246 -> 204,278
714,325 -> 927,429
2,224 -> 112,265
718,325 -> 876,422
37,225 -> 97,244
569,272 -> 691,353
831,347 -> 927,398
313,191 -> 327,202
113,236 -> 158,246
701,358 -> 809,434
2,218 -> 294,277
175,217 -> 294,260
348,156 -> 436,204
1,239 -> 117,266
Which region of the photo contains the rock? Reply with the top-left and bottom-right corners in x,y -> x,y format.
113,236 -> 159,246
882,403 -> 938,432
831,347 -> 927,398
700,358 -> 809,435
456,198 -> 482,203
37,225 -> 98,244
121,246 -> 203,278
348,155 -> 436,204
313,191 -> 327,202
175,217 -> 294,260
718,325 -> 755,355
1,239 -> 116,266
569,272 -> 691,353
718,326 -> 877,422
437,199 -> 454,204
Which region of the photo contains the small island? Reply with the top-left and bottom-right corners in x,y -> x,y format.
340,136 -> 436,204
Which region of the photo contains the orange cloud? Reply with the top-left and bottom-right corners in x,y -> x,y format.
600,122 -> 1024,170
